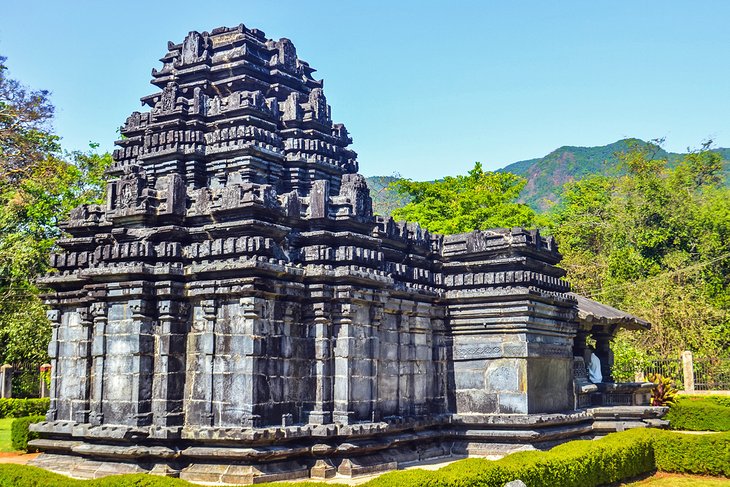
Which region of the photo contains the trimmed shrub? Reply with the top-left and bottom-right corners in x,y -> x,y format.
0,465 -> 342,487
361,429 -> 657,487
0,399 -> 49,419
10,415 -> 45,452
667,396 -> 730,431
652,430 -> 730,477
86,473 -> 200,486
0,464 -> 84,487
703,395 -> 730,408
0,429 -> 727,486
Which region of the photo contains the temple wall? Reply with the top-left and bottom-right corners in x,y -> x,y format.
102,298 -> 155,426
48,308 -> 90,423
526,357 -> 573,413
150,293 -> 188,431
442,230 -> 578,418
183,294 -> 314,429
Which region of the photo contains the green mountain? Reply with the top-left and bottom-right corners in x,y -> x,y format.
499,138 -> 730,211
366,139 -> 730,215
365,175 -> 411,217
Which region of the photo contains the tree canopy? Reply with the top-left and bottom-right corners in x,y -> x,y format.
548,141 -> 730,363
0,56 -> 111,363
390,162 -> 536,234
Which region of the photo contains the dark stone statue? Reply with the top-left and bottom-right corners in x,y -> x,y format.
31,24 -> 593,484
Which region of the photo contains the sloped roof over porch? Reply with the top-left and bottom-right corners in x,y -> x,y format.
570,293 -> 651,331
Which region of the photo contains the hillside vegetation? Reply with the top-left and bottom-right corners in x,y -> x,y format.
499,138 -> 730,210
366,138 -> 730,215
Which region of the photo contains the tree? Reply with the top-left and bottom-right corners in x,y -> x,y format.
0,56 -> 59,184
390,162 -> 536,234
0,56 -> 112,363
549,141 -> 730,360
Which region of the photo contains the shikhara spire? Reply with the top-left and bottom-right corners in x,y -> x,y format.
113,25 -> 357,200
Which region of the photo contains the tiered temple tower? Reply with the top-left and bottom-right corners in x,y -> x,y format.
32,25 -> 585,484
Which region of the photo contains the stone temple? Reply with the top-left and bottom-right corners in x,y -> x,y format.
30,25 -> 659,484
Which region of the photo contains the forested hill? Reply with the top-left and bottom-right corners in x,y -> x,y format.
365,139 -> 730,215
364,175 -> 408,217
498,138 -> 730,211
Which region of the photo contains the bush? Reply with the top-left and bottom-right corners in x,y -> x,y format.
85,473 -> 196,486
652,430 -> 730,477
666,396 -> 730,431
0,464 -> 83,487
0,430 -> 727,486
0,465 -> 340,487
361,429 -> 657,487
648,373 -> 678,406
709,396 -> 730,408
0,398 -> 49,419
10,415 -> 44,452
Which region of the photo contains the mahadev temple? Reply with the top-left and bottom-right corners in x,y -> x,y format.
30,24 -> 661,484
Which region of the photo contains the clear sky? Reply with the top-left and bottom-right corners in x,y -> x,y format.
2,1 -> 729,180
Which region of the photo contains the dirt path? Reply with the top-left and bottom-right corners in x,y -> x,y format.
0,452 -> 39,464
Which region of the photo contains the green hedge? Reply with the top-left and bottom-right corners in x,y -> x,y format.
10,415 -> 45,452
362,429 -> 656,487
653,430 -> 730,476
0,467 -> 192,486
0,466 -> 341,487
684,395 -> 730,408
0,399 -> 49,419
666,396 -> 730,431
0,429 -> 727,487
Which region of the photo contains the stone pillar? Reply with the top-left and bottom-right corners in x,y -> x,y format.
184,298 -> 217,428
130,299 -> 155,426
0,364 -> 12,398
39,364 -> 51,399
332,303 -> 354,424
89,301 -> 107,426
431,319 -> 449,415
681,350 -> 695,392
593,332 -> 614,383
377,306 -> 402,418
50,306 -> 92,423
573,330 -> 589,359
369,304 -> 383,420
398,312 -> 415,417
74,306 -> 93,424
412,303 -> 434,416
238,296 -> 264,427
152,295 -> 188,431
308,299 -> 333,424
45,309 -> 61,420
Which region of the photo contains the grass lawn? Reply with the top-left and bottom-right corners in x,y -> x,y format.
0,418 -> 15,452
627,472 -> 730,486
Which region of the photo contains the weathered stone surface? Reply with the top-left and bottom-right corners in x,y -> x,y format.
33,23 -> 596,483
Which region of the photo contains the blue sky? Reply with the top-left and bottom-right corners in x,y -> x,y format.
2,1 -> 729,180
